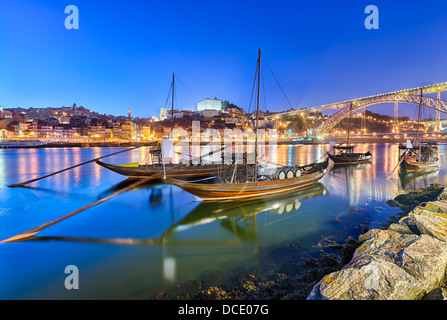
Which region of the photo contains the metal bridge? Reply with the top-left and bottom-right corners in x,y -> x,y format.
266,82 -> 447,137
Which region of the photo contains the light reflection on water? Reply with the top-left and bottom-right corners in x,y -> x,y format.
0,143 -> 446,299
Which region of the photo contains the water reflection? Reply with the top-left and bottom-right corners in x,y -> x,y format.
24,182 -> 327,285
164,182 -> 327,240
399,169 -> 440,190
2,144 -> 447,299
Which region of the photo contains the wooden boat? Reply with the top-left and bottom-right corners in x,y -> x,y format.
328,102 -> 371,165
399,141 -> 440,173
164,159 -> 328,201
95,159 -> 221,180
328,146 -> 372,165
164,49 -> 329,201
398,93 -> 440,173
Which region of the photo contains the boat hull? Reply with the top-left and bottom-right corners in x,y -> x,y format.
95,160 -> 221,179
165,160 -> 329,201
402,158 -> 440,172
328,153 -> 371,165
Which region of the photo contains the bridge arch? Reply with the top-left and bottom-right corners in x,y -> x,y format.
316,93 -> 447,136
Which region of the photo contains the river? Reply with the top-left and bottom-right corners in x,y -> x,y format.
0,143 -> 446,299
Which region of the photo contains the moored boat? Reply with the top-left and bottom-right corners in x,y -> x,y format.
399,141 -> 440,173
328,146 -> 372,165
95,159 -> 222,180
165,159 -> 329,201
327,101 -> 372,165
398,93 -> 440,173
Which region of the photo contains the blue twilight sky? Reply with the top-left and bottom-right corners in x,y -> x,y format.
1,0 -> 447,119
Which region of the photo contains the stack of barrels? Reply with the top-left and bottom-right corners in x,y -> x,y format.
258,166 -> 301,180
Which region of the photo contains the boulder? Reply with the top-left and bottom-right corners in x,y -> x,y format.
409,207 -> 447,243
308,185 -> 447,300
308,232 -> 447,300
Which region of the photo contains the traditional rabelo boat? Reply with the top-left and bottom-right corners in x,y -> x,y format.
328,103 -> 372,165
95,158 -> 221,180
164,49 -> 329,201
398,91 -> 440,173
399,140 -> 440,172
328,146 -> 372,164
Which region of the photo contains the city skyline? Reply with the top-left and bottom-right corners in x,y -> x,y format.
1,1 -> 447,119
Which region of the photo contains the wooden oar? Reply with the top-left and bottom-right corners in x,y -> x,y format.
1,170 -> 167,243
387,149 -> 407,180
8,146 -> 143,188
1,144 -> 229,243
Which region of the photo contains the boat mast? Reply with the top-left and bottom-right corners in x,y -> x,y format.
171,73 -> 175,136
254,49 -> 261,182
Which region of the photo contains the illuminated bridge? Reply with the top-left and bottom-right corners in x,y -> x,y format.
266,82 -> 447,137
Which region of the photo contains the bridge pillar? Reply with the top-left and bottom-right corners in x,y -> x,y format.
394,101 -> 398,123
394,102 -> 399,133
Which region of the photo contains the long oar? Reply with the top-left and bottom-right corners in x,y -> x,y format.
1,144 -> 229,243
387,149 -> 407,180
1,170 -> 166,243
8,145 -> 143,188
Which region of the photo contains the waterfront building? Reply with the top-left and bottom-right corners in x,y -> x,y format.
0,119 -> 7,130
88,125 -> 112,140
121,121 -> 136,140
197,98 -> 223,112
198,109 -> 220,118
0,110 -> 13,121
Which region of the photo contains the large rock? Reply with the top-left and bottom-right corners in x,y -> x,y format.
307,232 -> 447,300
409,207 -> 447,242
308,186 -> 447,300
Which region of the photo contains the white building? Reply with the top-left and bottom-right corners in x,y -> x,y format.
197,98 -> 223,112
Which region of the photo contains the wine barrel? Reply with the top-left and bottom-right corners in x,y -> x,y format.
284,167 -> 295,179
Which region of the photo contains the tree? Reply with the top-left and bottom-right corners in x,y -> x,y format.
288,115 -> 306,132
223,100 -> 239,110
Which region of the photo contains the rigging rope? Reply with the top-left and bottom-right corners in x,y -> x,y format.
174,74 -> 199,103
164,83 -> 172,109
261,53 -> 294,110
248,61 -> 259,114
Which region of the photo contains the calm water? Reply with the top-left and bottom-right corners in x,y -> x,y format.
1,143 -> 446,299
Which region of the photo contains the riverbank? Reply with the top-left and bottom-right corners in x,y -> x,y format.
0,141 -> 159,149
283,137 -> 447,145
2,136 -> 447,149
149,184 -> 446,300
308,183 -> 447,300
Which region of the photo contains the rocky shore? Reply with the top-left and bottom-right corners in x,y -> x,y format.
151,184 -> 446,300
308,183 -> 447,300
